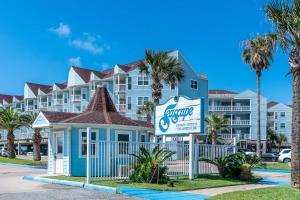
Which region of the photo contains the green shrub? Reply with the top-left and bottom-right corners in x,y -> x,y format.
130,145 -> 175,183
199,153 -> 261,180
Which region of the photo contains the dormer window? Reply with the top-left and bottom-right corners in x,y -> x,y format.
138,76 -> 149,86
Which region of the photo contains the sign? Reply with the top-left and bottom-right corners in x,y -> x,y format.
155,96 -> 202,136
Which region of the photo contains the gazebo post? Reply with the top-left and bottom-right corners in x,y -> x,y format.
86,127 -> 91,184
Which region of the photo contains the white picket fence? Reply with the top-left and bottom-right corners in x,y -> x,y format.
89,141 -> 233,182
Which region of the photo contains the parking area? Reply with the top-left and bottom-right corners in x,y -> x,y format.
0,164 -> 136,200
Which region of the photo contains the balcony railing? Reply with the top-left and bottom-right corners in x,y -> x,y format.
218,133 -> 250,140
225,120 -> 250,126
53,99 -> 63,105
116,104 -> 126,112
209,106 -> 250,112
70,95 -> 82,102
115,84 -> 126,93
25,105 -> 34,111
39,102 -> 48,108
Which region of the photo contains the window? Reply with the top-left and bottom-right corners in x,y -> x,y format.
275,123 -> 278,130
127,97 -> 132,110
138,76 -> 149,86
80,130 -> 97,156
171,83 -> 176,90
64,98 -> 68,104
128,77 -> 132,90
190,80 -> 198,89
140,134 -> 146,142
82,93 -> 86,100
282,150 -> 291,154
48,101 -> 51,107
117,133 -> 130,155
280,123 -> 286,129
275,112 -> 278,119
138,97 -> 149,106
280,112 -> 285,117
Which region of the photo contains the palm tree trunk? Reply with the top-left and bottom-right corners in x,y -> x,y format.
291,68 -> 300,188
7,131 -> 15,158
212,132 -> 217,145
256,74 -> 262,157
151,78 -> 163,105
147,113 -> 151,123
32,128 -> 42,161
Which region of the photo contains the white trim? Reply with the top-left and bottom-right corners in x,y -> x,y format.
54,131 -> 64,175
32,112 -> 50,128
79,128 -> 99,158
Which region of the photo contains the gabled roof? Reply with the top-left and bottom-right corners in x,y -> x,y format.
55,83 -> 67,90
14,95 -> 24,101
116,60 -> 144,72
26,82 -> 52,96
267,101 -> 278,109
39,87 -> 153,128
72,66 -> 106,83
0,94 -> 14,104
209,90 -> 237,95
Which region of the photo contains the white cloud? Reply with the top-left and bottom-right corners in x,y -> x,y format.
48,22 -> 71,37
68,57 -> 81,66
101,63 -> 110,70
70,33 -> 109,55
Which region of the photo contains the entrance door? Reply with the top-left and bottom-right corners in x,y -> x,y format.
55,133 -> 64,174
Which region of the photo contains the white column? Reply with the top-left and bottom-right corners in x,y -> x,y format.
86,127 -> 91,184
189,133 -> 195,180
67,127 -> 72,176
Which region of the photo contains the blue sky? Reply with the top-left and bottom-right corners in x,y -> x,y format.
0,0 -> 292,103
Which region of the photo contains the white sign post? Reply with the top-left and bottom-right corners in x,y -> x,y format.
155,96 -> 204,180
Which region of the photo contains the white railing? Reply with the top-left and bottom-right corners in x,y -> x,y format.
116,104 -> 126,112
53,99 -> 63,105
115,84 -> 126,93
225,120 -> 250,126
71,95 -> 81,102
25,105 -> 34,111
209,106 -> 250,112
39,102 -> 48,108
89,141 -> 233,182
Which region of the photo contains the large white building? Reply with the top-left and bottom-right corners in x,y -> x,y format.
267,101 -> 292,143
0,50 -> 208,148
208,89 -> 267,148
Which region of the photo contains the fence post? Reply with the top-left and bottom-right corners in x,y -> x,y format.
233,137 -> 236,153
86,127 -> 91,184
189,133 -> 195,180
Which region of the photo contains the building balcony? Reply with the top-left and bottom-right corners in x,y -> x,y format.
209,106 -> 250,112
70,95 -> 82,102
39,102 -> 48,108
225,120 -> 250,126
53,99 -> 64,106
116,104 -> 126,112
218,133 -> 250,141
115,84 -> 126,93
25,105 -> 34,112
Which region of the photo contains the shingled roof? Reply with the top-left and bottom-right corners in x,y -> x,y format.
0,94 -> 14,104
26,82 -> 52,96
72,66 -> 107,83
40,87 -> 153,128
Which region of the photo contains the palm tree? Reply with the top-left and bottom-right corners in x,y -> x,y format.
139,49 -> 184,105
277,133 -> 288,152
0,108 -> 23,158
242,35 -> 277,157
137,101 -> 154,123
267,127 -> 279,152
265,0 -> 300,188
22,112 -> 42,161
205,114 -> 229,145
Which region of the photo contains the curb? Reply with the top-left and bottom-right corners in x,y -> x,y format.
22,176 -> 116,193
253,168 -> 291,173
0,162 -> 47,170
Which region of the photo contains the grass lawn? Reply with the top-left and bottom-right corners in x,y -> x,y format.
209,186 -> 300,200
0,157 -> 47,166
45,174 -> 261,191
256,162 -> 291,170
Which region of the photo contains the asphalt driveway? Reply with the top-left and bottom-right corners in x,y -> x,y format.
0,164 -> 135,200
